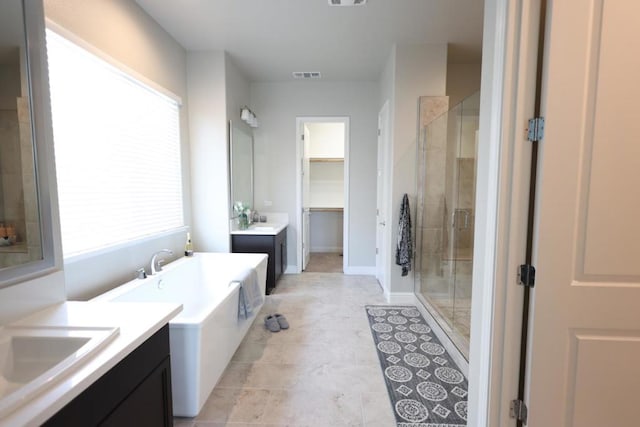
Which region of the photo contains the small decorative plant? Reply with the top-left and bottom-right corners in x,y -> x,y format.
233,201 -> 251,229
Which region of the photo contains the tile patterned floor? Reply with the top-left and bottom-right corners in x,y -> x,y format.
174,272 -> 397,427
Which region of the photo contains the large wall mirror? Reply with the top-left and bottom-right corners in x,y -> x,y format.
229,121 -> 254,217
0,0 -> 58,287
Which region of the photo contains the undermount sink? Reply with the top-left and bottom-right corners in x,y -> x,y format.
0,325 -> 119,417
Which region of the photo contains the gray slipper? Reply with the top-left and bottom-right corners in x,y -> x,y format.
264,315 -> 281,332
275,313 -> 289,330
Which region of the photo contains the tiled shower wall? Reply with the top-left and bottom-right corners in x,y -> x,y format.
418,96 -> 449,279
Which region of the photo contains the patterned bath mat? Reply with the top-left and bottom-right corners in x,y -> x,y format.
365,305 -> 468,427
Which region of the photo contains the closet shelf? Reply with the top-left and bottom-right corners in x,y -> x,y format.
309,157 -> 344,163
310,207 -> 344,212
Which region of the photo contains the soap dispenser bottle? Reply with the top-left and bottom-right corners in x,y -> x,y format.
185,232 -> 194,257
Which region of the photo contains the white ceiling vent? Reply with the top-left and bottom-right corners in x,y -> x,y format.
293,72 -> 322,79
328,0 -> 367,6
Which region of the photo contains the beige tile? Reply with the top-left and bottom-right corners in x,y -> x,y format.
261,389 -> 362,427
293,363 -> 387,395
353,341 -> 382,366
304,252 -> 343,273
361,392 -> 396,427
232,339 -> 285,364
217,362 -> 253,387
173,418 -> 195,427
195,388 -> 270,423
194,423 -> 289,427
178,272 -> 395,427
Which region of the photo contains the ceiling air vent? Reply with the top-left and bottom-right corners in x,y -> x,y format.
328,0 -> 367,6
292,72 -> 322,79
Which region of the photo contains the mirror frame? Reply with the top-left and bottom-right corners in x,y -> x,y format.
0,0 -> 61,288
228,120 -> 254,218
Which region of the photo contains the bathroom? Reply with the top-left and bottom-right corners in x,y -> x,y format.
0,0 -> 483,424
0,0 -> 640,427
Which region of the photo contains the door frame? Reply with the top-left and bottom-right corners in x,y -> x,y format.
468,0 -> 541,426
376,101 -> 391,296
295,117 -> 350,273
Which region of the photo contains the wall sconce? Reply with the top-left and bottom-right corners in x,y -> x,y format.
240,107 -> 258,128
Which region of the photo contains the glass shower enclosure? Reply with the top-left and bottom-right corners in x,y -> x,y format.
414,91 -> 480,358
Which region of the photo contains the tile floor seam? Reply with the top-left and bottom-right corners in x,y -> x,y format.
359,392 -> 366,427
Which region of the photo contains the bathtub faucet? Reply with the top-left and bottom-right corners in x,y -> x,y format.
151,249 -> 173,275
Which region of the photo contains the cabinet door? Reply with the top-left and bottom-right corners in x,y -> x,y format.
279,229 -> 287,276
43,326 -> 171,427
100,357 -> 173,427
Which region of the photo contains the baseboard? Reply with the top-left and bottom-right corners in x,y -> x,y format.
387,292 -> 416,304
343,266 -> 376,275
284,264 -> 298,274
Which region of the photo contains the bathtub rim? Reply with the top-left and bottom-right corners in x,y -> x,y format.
91,252 -> 267,327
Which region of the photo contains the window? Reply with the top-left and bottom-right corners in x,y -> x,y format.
46,29 -> 184,257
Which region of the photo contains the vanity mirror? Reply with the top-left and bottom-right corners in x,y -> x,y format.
228,121 -> 254,218
0,0 -> 58,287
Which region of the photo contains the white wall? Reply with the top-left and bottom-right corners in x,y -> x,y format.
188,53 -> 252,252
389,44 -> 448,294
310,162 -> 344,208
307,122 -> 345,157
310,211 -> 343,253
187,51 -> 229,253
447,62 -> 482,108
44,0 -> 192,300
251,81 -> 378,269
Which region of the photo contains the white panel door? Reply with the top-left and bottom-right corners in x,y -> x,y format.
527,1 -> 640,425
302,124 -> 311,270
376,102 -> 390,291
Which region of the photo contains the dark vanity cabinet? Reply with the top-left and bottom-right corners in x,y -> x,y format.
232,227 -> 287,294
43,325 -> 173,427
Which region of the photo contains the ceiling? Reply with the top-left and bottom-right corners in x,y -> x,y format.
135,0 -> 484,82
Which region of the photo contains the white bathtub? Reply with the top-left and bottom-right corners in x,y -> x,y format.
92,252 -> 268,417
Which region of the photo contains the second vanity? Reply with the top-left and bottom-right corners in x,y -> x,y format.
0,301 -> 181,427
231,216 -> 287,294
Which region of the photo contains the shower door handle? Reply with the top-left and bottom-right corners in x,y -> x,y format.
453,209 -> 471,229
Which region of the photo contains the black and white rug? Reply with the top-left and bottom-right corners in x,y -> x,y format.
365,305 -> 468,427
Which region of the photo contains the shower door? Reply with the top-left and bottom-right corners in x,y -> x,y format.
415,92 -> 479,358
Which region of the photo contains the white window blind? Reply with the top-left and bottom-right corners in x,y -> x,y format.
46,29 -> 184,257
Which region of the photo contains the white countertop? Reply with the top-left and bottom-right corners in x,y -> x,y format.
230,222 -> 288,236
230,213 -> 288,236
0,301 -> 182,427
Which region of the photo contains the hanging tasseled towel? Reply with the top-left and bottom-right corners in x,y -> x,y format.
395,193 -> 413,276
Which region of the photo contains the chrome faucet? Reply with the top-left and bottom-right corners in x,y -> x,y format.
150,249 -> 173,275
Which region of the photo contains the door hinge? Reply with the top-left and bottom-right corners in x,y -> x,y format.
510,399 -> 528,424
518,264 -> 536,287
302,134 -> 305,141
378,128 -> 381,136
376,248 -> 379,255
527,117 -> 544,142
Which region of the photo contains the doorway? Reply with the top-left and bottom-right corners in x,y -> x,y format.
296,117 -> 349,273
